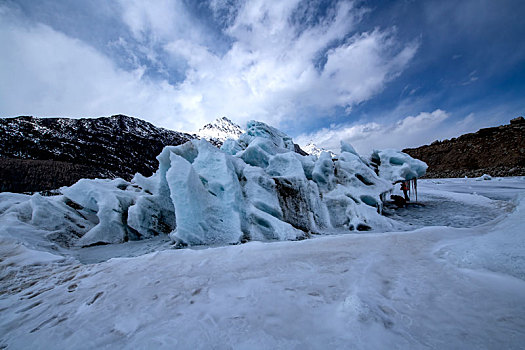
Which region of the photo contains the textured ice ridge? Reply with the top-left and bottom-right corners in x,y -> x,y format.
0,121 -> 427,247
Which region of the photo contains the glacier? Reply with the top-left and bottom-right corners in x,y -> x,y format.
1,178 -> 524,349
0,120 -> 427,248
1,120 -> 525,349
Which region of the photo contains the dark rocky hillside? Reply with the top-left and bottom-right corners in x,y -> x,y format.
403,117 -> 525,178
0,158 -> 112,193
0,115 -> 196,192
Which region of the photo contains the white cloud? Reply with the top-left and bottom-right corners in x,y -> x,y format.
117,0 -> 418,130
299,101 -> 523,156
0,11 -> 192,130
118,0 -> 198,44
1,1 -> 418,133
296,109 -> 455,155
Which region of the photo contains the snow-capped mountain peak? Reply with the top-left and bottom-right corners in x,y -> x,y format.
303,142 -> 336,158
197,117 -> 244,143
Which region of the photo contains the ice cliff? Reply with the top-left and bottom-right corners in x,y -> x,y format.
0,121 -> 427,248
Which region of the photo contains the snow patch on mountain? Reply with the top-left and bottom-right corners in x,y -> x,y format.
303,142 -> 337,158
197,116 -> 244,144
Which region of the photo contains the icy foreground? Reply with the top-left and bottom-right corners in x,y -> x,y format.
1,178 -> 525,349
0,120 -> 426,248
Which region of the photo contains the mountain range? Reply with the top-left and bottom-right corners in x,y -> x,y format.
1,114 -> 523,192
0,115 -> 195,192
403,117 -> 525,178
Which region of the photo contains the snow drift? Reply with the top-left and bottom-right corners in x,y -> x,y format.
0,121 -> 426,248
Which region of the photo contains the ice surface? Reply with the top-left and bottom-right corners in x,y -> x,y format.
316,148 -> 395,232
0,237 -> 64,266
241,165 -> 305,241
384,182 -> 510,229
145,121 -> 426,245
1,177 -> 525,349
267,152 -> 306,178
242,120 -> 296,153
127,194 -> 174,238
312,151 -> 336,192
0,193 -> 28,215
0,192 -> 93,250
475,173 -> 493,181
61,179 -> 141,246
437,192 -> 525,280
340,141 -> 358,156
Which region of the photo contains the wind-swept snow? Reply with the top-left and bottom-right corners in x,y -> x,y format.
0,178 -> 524,349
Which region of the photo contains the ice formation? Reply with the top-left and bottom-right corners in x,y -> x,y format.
475,174 -> 492,181
0,121 -> 427,247
371,149 -> 428,183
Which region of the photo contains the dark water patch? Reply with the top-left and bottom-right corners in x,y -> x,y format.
384,194 -> 506,228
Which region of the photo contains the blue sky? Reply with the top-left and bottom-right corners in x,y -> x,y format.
1,0 -> 524,153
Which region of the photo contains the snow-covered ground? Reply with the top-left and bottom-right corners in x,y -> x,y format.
1,177 -> 525,349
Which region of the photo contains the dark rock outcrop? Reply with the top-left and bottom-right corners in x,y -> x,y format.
403,117 -> 525,178
294,143 -> 308,156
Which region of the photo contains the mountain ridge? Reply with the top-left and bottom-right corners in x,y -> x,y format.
4,114 -> 520,193
403,117 -> 525,178
0,114 -> 196,192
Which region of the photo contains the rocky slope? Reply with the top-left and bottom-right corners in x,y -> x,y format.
0,115 -> 196,192
403,117 -> 525,178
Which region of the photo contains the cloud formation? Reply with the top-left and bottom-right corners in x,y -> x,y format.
295,109 -> 484,155
0,1 -> 417,132
153,0 -> 418,129
0,8 -> 185,130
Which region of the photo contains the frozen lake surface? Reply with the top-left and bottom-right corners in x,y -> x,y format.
384,178 -> 515,229
1,177 -> 524,349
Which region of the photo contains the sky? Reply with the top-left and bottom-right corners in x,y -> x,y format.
1,0 -> 524,154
